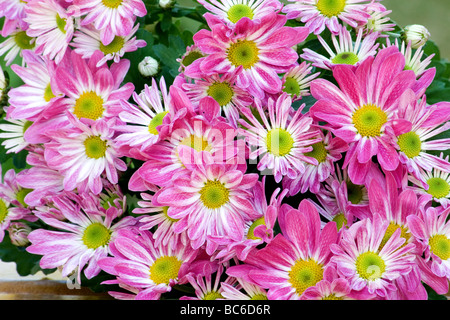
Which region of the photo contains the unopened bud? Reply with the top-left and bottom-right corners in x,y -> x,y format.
8,222 -> 32,247
159,0 -> 175,9
403,24 -> 431,49
138,56 -> 160,78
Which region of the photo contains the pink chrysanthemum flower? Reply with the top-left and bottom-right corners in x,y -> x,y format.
8,50 -> 63,121
395,93 -> 450,186
239,93 -> 322,183
52,50 -> 134,124
356,6 -> 396,37
301,27 -> 379,70
330,214 -> 416,298
282,0 -> 375,35
0,26 -> 36,66
27,191 -> 136,283
282,130 -> 348,195
177,44 -> 205,73
0,0 -> 28,37
98,228 -> 200,300
44,115 -> 127,195
182,67 -> 253,128
407,206 -> 450,295
227,199 -> 338,299
114,77 -> 172,154
71,23 -> 147,67
193,12 -> 309,98
281,61 -> 321,101
24,0 -> 74,64
198,0 -> 283,29
310,46 -> 418,185
71,0 -> 147,46
152,156 -> 259,255
221,270 -> 268,300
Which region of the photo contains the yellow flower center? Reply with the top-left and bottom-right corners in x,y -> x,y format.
305,142 -> 328,163
331,52 -> 359,65
397,131 -> 421,158
0,200 -> 8,222
316,0 -> 346,17
44,83 -> 55,102
227,4 -> 254,23
162,206 -> 179,223
323,294 -> 344,300
429,234 -> 450,261
102,0 -> 123,8
56,14 -> 67,34
199,180 -> 230,209
203,291 -> 224,300
332,213 -> 347,231
179,134 -> 211,153
100,36 -> 125,55
289,259 -> 324,296
283,77 -> 301,96
148,111 -> 169,135
247,217 -> 266,240
227,40 -> 259,69
355,251 -> 386,281
379,222 -> 411,251
84,136 -> 107,159
352,104 -> 387,137
82,222 -> 111,249
14,31 -> 35,50
207,82 -> 234,107
250,293 -> 268,300
266,128 -> 294,157
16,188 -> 32,208
74,91 -> 105,121
426,177 -> 450,199
181,51 -> 204,68
149,256 -> 183,285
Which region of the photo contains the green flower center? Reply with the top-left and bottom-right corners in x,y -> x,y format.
179,134 -> 211,153
100,36 -> 125,55
305,142 -> 328,164
331,52 -> 359,65
149,256 -> 182,285
316,0 -> 346,17
397,131 -> 421,158
44,83 -> 55,102
82,222 -> 111,249
352,104 -> 387,137
266,128 -> 294,157
282,77 -> 301,96
22,121 -> 33,134
355,251 -> 386,281
162,206 -> 178,223
250,293 -> 268,300
429,234 -> 450,261
203,291 -> 224,300
14,31 -> 35,50
247,217 -> 266,240
181,51 -> 204,68
289,259 -> 324,296
332,213 -> 347,231
84,136 -> 107,159
227,4 -> 254,23
207,82 -> 234,107
56,14 -> 67,34
347,181 -> 364,204
102,0 -> 123,8
227,40 -> 259,69
148,111 -> 169,135
200,180 -> 230,209
74,91 -> 104,120
16,188 -> 32,208
0,200 -> 8,222
379,222 -> 410,251
426,177 -> 450,199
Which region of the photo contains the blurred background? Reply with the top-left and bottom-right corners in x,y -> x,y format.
383,0 -> 450,58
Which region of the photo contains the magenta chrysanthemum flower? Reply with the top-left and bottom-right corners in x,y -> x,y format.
407,206 -> 450,295
98,228 -> 200,300
282,130 -> 348,195
239,93 -> 322,183
283,0 -> 376,35
198,0 -> 283,29
330,214 -> 416,298
301,27 -> 379,70
71,23 -> 147,67
152,156 -> 259,255
26,191 -> 136,283
310,46 -> 419,185
44,115 -> 127,195
24,0 -> 74,64
227,199 -> 338,299
72,0 -> 147,45
193,12 -> 309,98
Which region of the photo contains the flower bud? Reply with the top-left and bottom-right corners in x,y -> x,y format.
403,24 -> 431,49
138,56 -> 160,78
8,222 -> 32,247
159,0 -> 175,9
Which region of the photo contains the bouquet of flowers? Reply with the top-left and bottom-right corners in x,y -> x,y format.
1,0 -> 450,300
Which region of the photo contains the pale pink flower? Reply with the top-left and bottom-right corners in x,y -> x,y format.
0,0 -> 29,37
